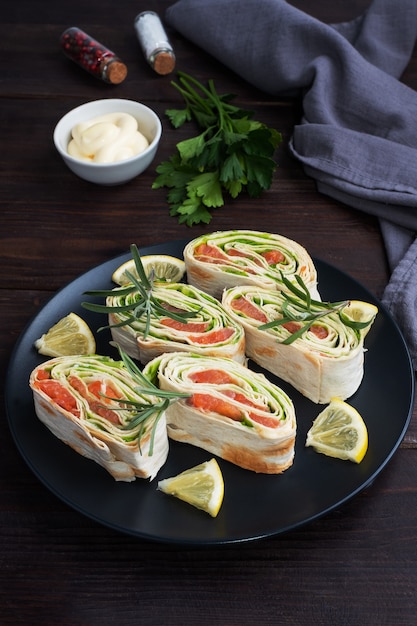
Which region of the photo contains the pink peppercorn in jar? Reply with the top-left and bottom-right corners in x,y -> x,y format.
60,27 -> 128,84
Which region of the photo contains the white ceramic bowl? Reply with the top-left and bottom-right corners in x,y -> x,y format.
53,99 -> 162,185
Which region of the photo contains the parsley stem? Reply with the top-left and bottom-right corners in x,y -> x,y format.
172,76 -> 213,118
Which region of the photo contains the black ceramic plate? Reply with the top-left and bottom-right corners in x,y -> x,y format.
5,240 -> 414,544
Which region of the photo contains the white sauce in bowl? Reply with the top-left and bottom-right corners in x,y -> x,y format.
68,112 -> 149,163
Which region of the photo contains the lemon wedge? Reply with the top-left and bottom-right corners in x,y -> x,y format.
339,300 -> 378,336
112,254 -> 186,285
34,312 -> 96,357
157,458 -> 224,517
305,398 -> 368,463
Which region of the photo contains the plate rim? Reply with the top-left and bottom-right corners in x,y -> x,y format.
5,239 -> 415,544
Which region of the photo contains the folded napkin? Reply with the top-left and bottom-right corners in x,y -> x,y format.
166,0 -> 417,369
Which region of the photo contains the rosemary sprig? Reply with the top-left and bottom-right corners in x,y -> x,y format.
81,244 -> 198,338
99,345 -> 190,456
259,273 -> 365,345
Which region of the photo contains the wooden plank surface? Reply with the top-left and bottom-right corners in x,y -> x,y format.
1,1 -> 416,623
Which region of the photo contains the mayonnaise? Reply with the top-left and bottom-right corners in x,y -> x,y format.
68,112 -> 149,163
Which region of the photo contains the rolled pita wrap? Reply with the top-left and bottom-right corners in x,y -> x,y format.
183,229 -> 319,300
30,354 -> 171,481
107,282 -> 246,365
222,285 -> 377,404
143,352 -> 297,474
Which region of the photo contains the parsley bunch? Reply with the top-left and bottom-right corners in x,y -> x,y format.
152,72 -> 282,226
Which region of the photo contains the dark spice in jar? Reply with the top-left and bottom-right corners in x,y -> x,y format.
60,27 -> 128,84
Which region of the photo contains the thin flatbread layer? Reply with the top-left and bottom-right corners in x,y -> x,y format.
183,229 -> 320,300
222,286 -> 376,404
143,352 -> 296,474
30,355 -> 169,481
107,281 -> 246,365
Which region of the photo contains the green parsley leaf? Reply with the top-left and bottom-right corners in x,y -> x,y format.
177,132 -> 208,161
187,171 -> 224,207
173,194 -> 214,226
243,153 -> 276,190
219,153 -> 244,183
223,178 -> 244,198
153,71 -> 282,226
165,107 -> 192,128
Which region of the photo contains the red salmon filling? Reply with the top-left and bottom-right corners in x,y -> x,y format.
230,298 -> 328,339
161,318 -> 235,345
189,327 -> 235,345
189,369 -> 235,385
194,243 -> 286,267
161,318 -> 210,333
34,378 -> 80,418
187,369 -> 277,428
34,371 -> 122,424
231,296 -> 268,323
194,243 -> 228,263
282,321 -> 329,339
261,249 -> 285,265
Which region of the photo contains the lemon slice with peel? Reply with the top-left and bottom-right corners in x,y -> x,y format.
306,398 -> 368,463
157,458 -> 224,517
339,300 -> 378,336
34,312 -> 96,357
112,254 -> 186,285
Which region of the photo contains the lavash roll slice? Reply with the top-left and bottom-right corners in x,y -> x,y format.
108,282 -> 246,365
30,354 -> 169,481
143,352 -> 297,474
222,286 -> 377,404
183,229 -> 320,300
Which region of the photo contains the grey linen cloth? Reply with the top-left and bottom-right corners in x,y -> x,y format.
166,0 -> 417,369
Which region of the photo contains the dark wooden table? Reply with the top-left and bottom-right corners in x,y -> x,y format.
2,1 -> 417,624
